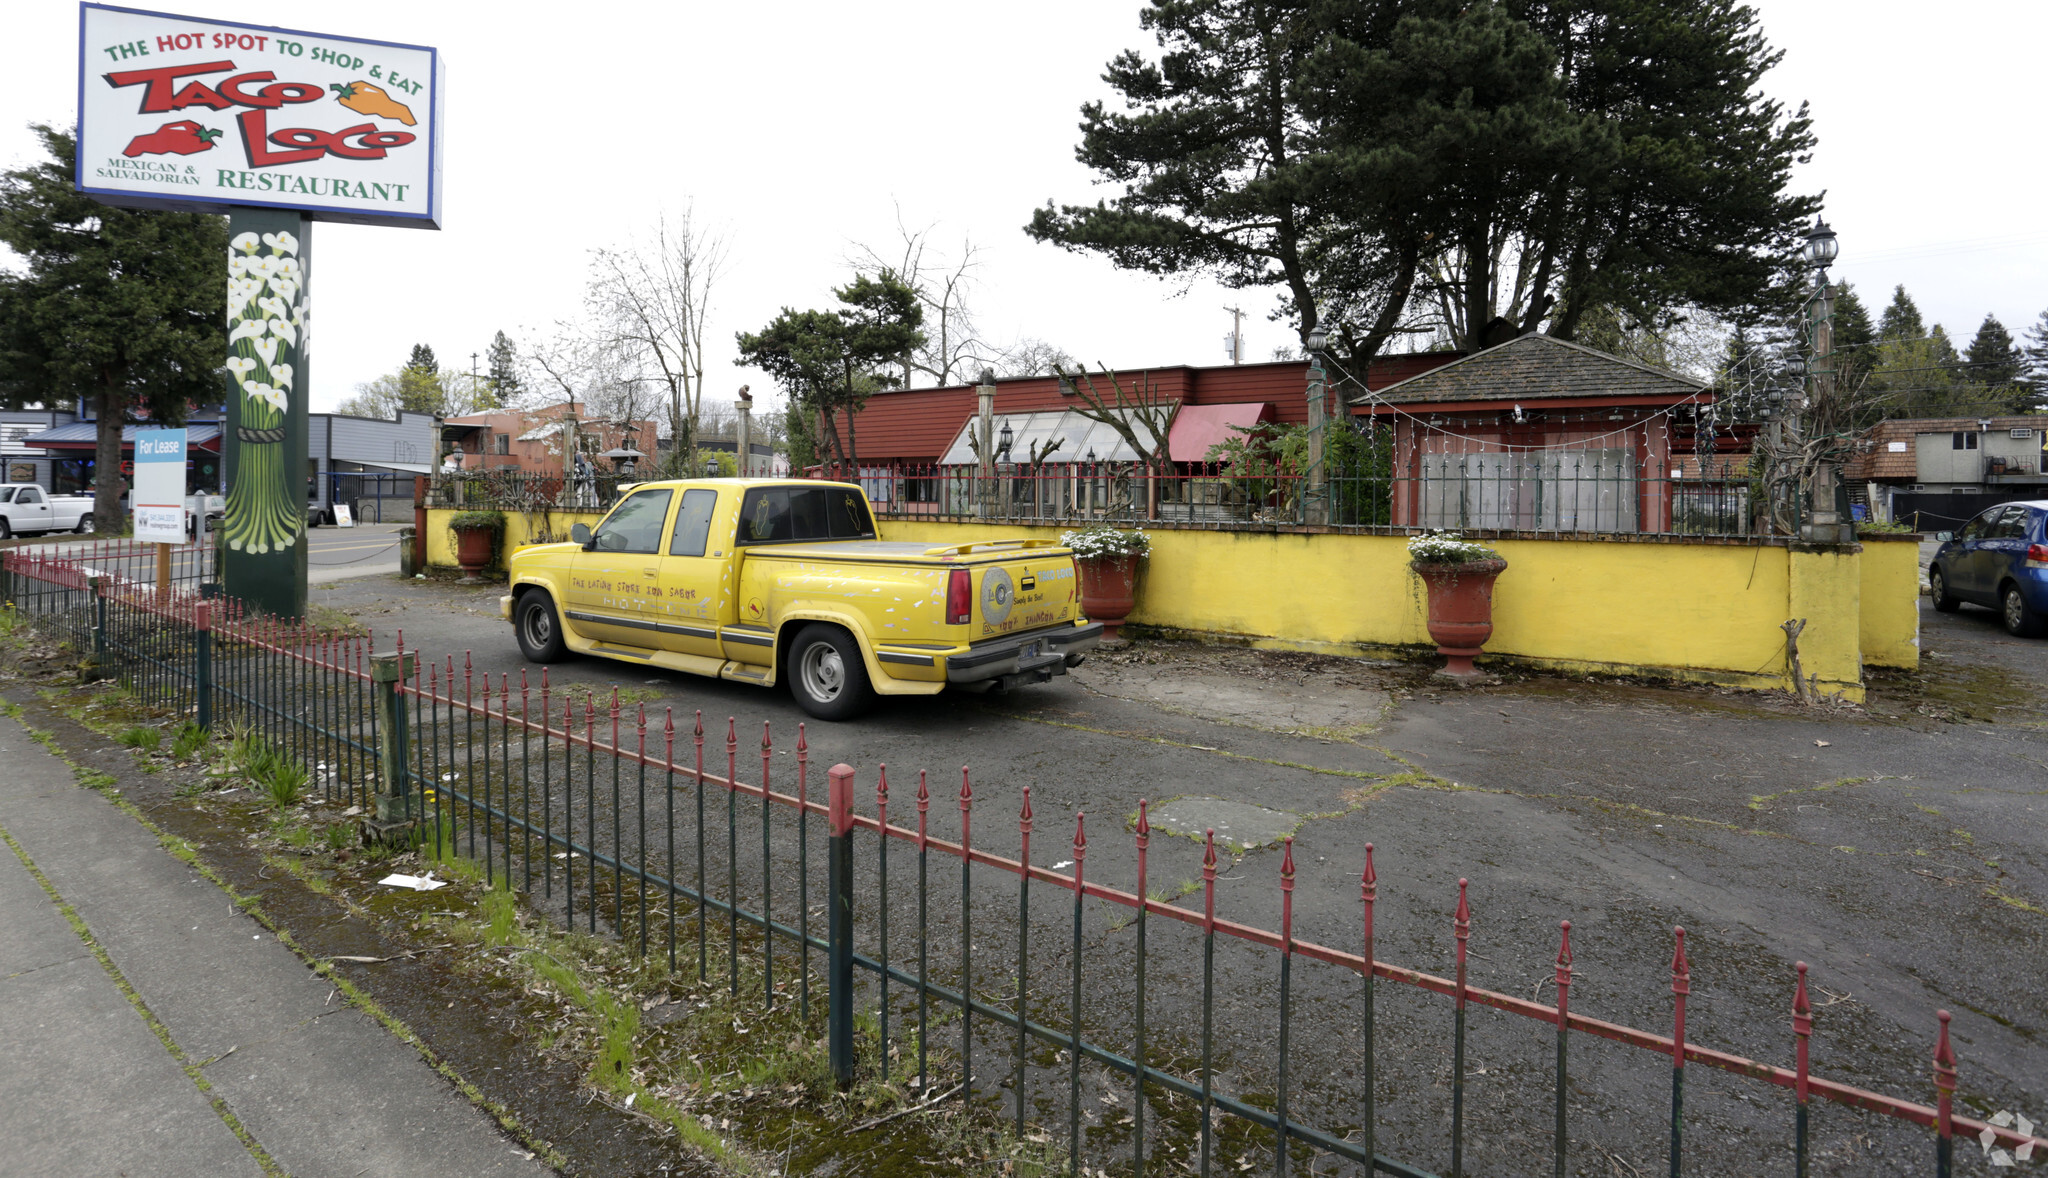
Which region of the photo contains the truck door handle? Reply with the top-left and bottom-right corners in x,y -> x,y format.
643,567 -> 659,577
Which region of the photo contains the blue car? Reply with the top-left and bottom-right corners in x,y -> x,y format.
1927,499 -> 2048,636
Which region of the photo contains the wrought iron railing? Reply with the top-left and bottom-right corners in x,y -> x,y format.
823,459 -> 1776,538
4,550 -> 2037,1176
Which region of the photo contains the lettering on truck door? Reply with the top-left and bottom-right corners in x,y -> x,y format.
651,487 -> 729,660
565,487 -> 673,648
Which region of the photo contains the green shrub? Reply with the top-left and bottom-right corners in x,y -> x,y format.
262,759 -> 307,809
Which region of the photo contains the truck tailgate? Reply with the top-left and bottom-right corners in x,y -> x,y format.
972,552 -> 1079,640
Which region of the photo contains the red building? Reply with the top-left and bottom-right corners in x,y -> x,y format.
1349,334 -> 1723,534
838,354 -> 1456,465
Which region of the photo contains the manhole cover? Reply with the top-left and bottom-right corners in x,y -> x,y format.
1148,798 -> 1302,851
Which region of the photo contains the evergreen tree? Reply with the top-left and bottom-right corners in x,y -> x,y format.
485,331 -> 523,404
0,125 -> 225,531
1026,0 -> 1818,359
1878,285 -> 1924,341
2024,309 -> 2048,395
1963,314 -> 2023,389
1830,283 -> 1875,391
406,343 -> 439,376
735,273 -> 923,472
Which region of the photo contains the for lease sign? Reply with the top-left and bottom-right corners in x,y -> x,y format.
132,427 -> 187,544
77,4 -> 443,229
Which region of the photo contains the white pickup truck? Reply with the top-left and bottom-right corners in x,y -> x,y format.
0,485 -> 95,537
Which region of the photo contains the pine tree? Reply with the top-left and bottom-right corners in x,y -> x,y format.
1963,314 -> 2023,389
406,343 -> 439,376
1830,284 -> 1876,390
2020,309 -> 2048,394
0,125 -> 225,531
485,331 -> 523,404
1878,286 -> 1924,341
1027,0 -> 1818,358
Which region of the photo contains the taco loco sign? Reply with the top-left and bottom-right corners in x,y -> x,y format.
77,3 -> 443,228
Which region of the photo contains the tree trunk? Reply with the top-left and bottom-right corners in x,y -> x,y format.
94,382 -> 126,534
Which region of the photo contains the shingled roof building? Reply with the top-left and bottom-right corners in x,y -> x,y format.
1349,334 -> 1723,534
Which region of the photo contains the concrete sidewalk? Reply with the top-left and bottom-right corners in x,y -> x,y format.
0,716 -> 555,1178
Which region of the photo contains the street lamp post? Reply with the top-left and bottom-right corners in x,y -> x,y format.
1304,325 -> 1330,525
1798,219 -> 1850,543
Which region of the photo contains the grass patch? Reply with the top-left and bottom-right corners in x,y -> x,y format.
171,722 -> 207,759
118,725 -> 162,751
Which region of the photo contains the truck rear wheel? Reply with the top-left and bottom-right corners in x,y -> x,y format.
515,589 -> 568,663
787,623 -> 874,721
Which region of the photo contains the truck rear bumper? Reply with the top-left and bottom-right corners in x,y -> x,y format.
944,621 -> 1104,686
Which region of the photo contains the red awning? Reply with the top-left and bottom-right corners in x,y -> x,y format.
1168,402 -> 1274,461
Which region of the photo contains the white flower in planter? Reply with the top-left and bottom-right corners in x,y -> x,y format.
1406,530 -> 1501,565
1059,526 -> 1151,560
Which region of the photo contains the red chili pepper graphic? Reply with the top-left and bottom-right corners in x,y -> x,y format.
123,120 -> 223,158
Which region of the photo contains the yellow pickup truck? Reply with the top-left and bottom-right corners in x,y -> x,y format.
501,478 -> 1103,719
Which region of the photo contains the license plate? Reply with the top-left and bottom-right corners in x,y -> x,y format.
1019,641 -> 1041,660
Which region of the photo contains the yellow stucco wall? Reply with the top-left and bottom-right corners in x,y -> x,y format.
878,520 -> 1888,699
1857,536 -> 1922,670
425,507 -> 1919,700
424,509 -> 608,569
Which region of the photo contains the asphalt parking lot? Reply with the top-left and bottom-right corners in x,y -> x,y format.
313,570 -> 2045,1175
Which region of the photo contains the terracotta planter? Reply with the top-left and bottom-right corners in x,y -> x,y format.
453,526 -> 497,584
1412,557 -> 1507,680
1077,554 -> 1140,638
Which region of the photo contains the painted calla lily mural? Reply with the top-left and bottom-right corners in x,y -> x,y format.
223,230 -> 306,555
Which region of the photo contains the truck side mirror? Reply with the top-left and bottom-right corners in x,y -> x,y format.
571,522 -> 592,548
1935,531 -> 1953,542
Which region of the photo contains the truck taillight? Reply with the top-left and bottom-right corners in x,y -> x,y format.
947,568 -> 971,624
2029,543 -> 2048,567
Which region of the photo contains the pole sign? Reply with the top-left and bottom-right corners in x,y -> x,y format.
131,427 -> 187,543
77,4 -> 443,229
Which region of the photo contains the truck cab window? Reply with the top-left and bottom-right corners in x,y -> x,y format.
668,489 -> 719,557
592,489 -> 673,554
18,487 -> 43,505
738,485 -> 877,545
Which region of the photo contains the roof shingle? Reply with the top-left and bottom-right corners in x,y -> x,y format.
1351,333 -> 1708,406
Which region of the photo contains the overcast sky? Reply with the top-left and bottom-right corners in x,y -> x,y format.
6,0 -> 2045,417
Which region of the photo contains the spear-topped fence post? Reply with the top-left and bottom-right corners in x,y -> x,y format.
827,762 -> 856,1088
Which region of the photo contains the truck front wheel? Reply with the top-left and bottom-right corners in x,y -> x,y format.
514,590 -> 568,664
787,624 -> 874,721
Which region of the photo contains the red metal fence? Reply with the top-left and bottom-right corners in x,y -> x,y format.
5,549 -> 2039,1175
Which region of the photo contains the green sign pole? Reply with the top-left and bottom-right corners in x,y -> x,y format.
220,207 -> 310,620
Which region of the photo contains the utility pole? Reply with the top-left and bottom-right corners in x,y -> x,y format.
470,352 -> 481,409
1224,306 -> 1246,364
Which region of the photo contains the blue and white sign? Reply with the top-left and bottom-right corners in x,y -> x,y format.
132,427 -> 187,543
